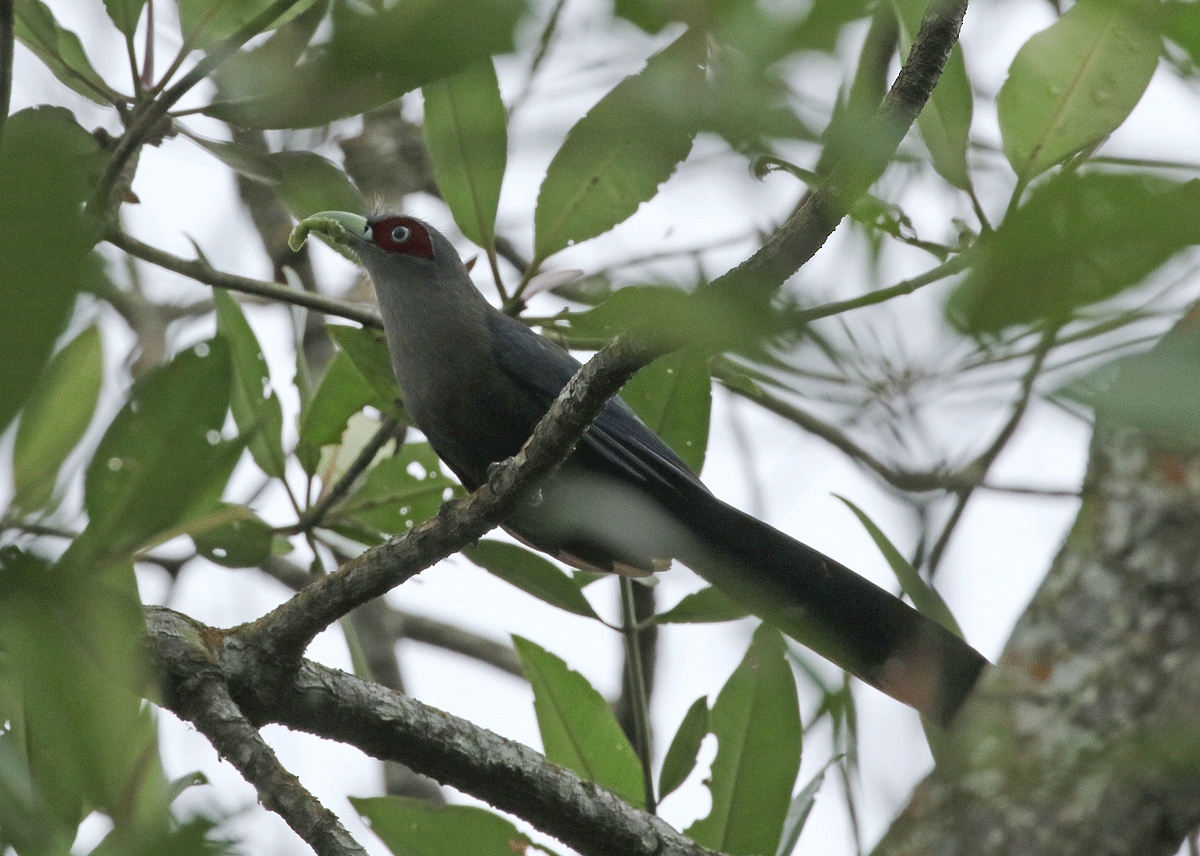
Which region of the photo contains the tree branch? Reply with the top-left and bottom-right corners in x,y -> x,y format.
146,606 -> 723,856
711,0 -> 968,295
150,609 -> 367,856
874,355 -> 1200,855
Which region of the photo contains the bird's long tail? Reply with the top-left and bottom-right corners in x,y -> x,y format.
668,489 -> 987,726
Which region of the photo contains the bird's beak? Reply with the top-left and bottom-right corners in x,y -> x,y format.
288,211 -> 372,261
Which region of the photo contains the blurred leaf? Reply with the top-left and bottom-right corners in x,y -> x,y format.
353,795 -> 535,856
338,442 -> 458,534
424,59 -> 507,250
686,625 -> 801,855
997,0 -> 1160,183
774,757 -> 836,856
1085,324 -> 1200,440
327,325 -> 403,411
14,0 -> 114,103
192,137 -> 364,219
534,29 -> 703,262
658,695 -> 708,799
0,107 -> 100,433
621,348 -> 711,473
1164,0 -> 1200,67
0,551 -> 151,828
215,291 -> 287,478
572,283 -> 778,356
654,585 -> 750,624
81,339 -> 235,563
790,0 -> 875,52
837,496 -> 962,635
512,636 -> 644,807
205,0 -> 524,129
297,349 -> 380,471
177,0 -> 320,49
102,0 -> 146,36
893,0 -> 973,190
189,504 -> 275,568
465,540 -> 600,619
270,151 -> 365,218
948,173 -> 1200,333
0,730 -> 73,855
13,326 -> 103,511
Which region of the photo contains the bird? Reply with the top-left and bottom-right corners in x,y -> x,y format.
290,211 -> 987,726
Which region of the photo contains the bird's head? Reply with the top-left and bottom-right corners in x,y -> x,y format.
289,211 -> 466,287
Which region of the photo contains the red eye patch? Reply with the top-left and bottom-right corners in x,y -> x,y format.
371,216 -> 434,260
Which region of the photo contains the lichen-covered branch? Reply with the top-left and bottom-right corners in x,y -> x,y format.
874,411 -> 1200,855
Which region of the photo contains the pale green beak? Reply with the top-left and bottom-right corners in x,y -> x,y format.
288,211 -> 372,261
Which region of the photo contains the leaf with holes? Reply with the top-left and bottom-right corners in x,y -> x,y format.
659,695 -> 708,800
686,625 -> 801,856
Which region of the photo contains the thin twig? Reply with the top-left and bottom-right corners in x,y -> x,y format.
92,0 -> 305,213
105,226 -> 383,328
291,416 -> 405,533
926,325 -> 1059,574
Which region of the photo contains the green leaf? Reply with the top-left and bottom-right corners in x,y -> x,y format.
13,326 -> 103,511
353,796 -> 535,856
189,504 -> 276,568
0,732 -> 73,855
836,496 -> 962,635
423,59 -> 508,250
512,636 -> 644,807
621,348 -> 711,473
327,324 -> 402,409
177,0 -> 321,48
297,349 -> 380,472
0,107 -> 101,433
658,695 -> 708,800
947,173 -> 1200,333
774,757 -> 837,856
572,283 -> 779,357
102,0 -> 146,36
14,0 -> 114,103
997,0 -> 1161,183
215,291 -> 287,478
1085,324 -> 1200,440
686,625 -> 801,855
1164,0 -> 1200,68
533,29 -> 703,262
81,338 -> 235,562
654,586 -> 750,624
338,442 -> 458,534
205,0 -> 525,129
893,0 -> 973,190
465,540 -> 600,619
270,151 -> 366,219
192,136 -> 364,220
0,551 -> 151,826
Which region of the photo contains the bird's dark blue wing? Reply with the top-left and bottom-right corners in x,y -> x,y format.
484,311 -> 708,500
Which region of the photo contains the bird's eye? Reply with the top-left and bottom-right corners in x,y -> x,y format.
390,225 -> 411,244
